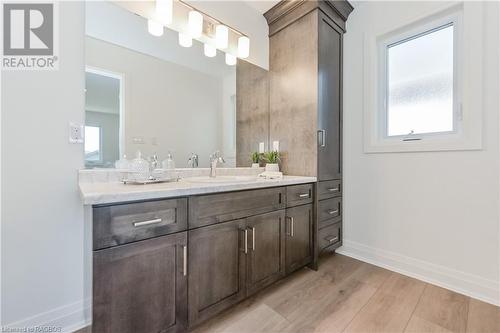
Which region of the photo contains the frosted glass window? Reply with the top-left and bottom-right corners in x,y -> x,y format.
386,24 -> 454,137
85,126 -> 101,162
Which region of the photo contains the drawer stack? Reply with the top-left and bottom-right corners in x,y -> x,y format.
317,180 -> 342,252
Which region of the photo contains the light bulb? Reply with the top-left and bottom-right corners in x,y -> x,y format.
148,19 -> 163,37
178,32 -> 193,47
204,43 -> 216,57
237,36 -> 250,58
215,25 -> 229,49
156,0 -> 173,25
188,11 -> 203,38
225,53 -> 236,66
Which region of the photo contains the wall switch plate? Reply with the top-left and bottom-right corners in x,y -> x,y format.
272,140 -> 280,152
69,123 -> 84,144
259,142 -> 265,153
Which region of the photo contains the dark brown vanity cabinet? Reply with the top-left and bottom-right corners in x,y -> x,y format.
93,232 -> 188,333
188,219 -> 247,327
92,184 -> 315,331
188,209 -> 287,327
285,204 -> 313,274
246,210 -> 286,295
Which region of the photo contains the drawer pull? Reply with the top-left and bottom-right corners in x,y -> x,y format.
298,193 -> 310,198
327,236 -> 339,243
328,187 -> 339,192
182,245 -> 187,276
328,209 -> 339,215
133,218 -> 162,227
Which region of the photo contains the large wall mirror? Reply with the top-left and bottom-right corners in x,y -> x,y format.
84,1 -> 268,169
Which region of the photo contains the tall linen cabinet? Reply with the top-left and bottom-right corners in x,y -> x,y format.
265,0 -> 353,265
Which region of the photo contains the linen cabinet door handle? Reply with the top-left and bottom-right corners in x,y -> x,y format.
182,245 -> 187,276
318,129 -> 326,147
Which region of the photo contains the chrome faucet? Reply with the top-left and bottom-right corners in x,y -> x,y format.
209,151 -> 225,178
187,153 -> 199,168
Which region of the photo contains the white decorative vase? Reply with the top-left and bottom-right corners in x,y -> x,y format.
265,163 -> 279,172
251,163 -> 260,168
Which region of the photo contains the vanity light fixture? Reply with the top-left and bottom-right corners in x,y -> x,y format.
237,36 -> 250,59
147,19 -> 164,37
178,32 -> 193,47
156,0 -> 173,24
145,1 -> 250,65
188,11 -> 203,38
204,42 -> 217,57
225,53 -> 237,66
215,24 -> 229,49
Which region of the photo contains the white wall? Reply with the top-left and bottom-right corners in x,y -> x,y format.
341,1 -> 500,305
1,2 -> 87,331
86,37 -> 229,167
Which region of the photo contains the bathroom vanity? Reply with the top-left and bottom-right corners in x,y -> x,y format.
81,173 -> 316,332
82,0 -> 351,331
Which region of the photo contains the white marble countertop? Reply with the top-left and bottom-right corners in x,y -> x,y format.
80,175 -> 317,205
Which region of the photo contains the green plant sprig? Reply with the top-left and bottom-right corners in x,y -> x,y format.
251,151 -> 262,164
263,150 -> 281,164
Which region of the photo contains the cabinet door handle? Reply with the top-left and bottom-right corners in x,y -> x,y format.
327,187 -> 339,192
133,218 -> 162,227
289,217 -> 294,237
250,227 -> 256,251
182,245 -> 187,276
298,193 -> 309,198
318,129 -> 326,147
328,209 -> 339,215
244,229 -> 248,254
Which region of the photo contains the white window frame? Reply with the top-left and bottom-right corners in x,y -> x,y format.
363,3 -> 483,153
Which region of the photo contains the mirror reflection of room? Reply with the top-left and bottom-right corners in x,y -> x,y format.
84,1 -> 238,169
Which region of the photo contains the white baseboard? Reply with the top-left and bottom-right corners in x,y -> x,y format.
337,240 -> 500,306
3,299 -> 91,333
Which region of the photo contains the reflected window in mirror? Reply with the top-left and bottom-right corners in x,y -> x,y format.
85,126 -> 102,163
85,69 -> 121,168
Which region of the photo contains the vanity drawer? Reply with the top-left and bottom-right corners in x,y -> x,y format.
189,187 -> 286,228
318,180 -> 341,200
318,197 -> 341,225
286,183 -> 313,207
93,198 -> 188,250
318,222 -> 342,250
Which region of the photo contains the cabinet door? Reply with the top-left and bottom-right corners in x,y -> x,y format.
285,204 -> 313,274
246,210 -> 285,295
93,232 -> 188,333
188,219 -> 247,327
317,12 -> 343,181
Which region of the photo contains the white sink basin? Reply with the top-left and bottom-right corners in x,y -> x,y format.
183,176 -> 258,184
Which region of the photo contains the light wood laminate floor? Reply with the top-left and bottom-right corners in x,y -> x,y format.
76,254 -> 499,333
